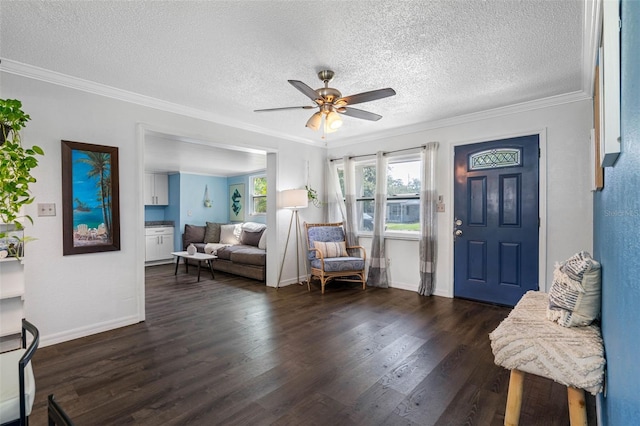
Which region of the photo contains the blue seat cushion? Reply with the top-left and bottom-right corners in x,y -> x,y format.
311,257 -> 365,272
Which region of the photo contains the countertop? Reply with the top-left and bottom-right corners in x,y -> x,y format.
145,221 -> 175,228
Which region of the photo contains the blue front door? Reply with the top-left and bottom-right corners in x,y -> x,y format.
453,135 -> 539,306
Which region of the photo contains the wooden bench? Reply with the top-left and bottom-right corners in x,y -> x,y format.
489,291 -> 605,426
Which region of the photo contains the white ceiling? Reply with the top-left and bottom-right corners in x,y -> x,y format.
0,1 -> 597,156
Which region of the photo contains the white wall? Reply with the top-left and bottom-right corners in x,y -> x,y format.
328,100 -> 594,297
3,72 -> 325,346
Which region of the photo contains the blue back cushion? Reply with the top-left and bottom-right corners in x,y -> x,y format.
307,226 -> 345,260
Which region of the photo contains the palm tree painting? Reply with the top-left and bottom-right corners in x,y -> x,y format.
62,141 -> 120,255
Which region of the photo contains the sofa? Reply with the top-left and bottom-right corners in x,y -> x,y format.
182,222 -> 266,281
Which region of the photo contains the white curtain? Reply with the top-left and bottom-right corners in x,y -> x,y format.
368,151 -> 389,288
418,142 -> 439,296
341,156 -> 358,248
327,159 -> 345,224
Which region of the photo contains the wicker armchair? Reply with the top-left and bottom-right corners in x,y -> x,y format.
305,222 -> 366,294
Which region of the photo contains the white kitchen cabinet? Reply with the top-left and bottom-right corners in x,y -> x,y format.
0,258 -> 25,351
145,226 -> 174,263
144,173 -> 169,205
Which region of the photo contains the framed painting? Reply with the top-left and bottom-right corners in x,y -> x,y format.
229,183 -> 245,222
61,140 -> 120,255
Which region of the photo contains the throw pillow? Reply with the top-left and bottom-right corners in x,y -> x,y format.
242,222 -> 267,233
183,224 -> 205,245
204,222 -> 222,243
547,251 -> 602,327
258,230 -> 267,250
220,224 -> 241,245
240,228 -> 264,247
313,241 -> 348,258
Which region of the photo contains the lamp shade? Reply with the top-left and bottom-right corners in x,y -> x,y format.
326,110 -> 343,130
306,112 -> 322,131
281,189 -> 308,209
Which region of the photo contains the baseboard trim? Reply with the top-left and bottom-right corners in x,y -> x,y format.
39,315 -> 142,348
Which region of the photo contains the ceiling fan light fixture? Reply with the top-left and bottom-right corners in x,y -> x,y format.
306,112 -> 322,131
326,110 -> 343,130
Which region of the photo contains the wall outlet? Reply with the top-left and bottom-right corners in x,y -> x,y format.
38,203 -> 56,216
437,203 -> 446,213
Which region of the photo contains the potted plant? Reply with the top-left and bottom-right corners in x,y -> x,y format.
0,99 -> 43,257
0,99 -> 31,145
305,185 -> 323,208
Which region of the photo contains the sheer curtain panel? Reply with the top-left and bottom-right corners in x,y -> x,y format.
418,142 -> 439,296
367,151 -> 389,288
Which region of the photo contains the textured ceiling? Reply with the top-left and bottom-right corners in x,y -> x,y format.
0,1 -> 593,149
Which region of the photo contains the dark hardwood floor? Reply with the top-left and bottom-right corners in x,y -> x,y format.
28,264 -> 595,425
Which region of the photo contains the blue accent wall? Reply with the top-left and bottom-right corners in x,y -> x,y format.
594,1 -> 640,423
166,174 -> 181,250
144,206 -> 166,222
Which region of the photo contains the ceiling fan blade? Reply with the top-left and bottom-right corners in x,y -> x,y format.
337,88 -> 396,106
288,80 -> 321,102
338,107 -> 382,121
254,106 -> 316,112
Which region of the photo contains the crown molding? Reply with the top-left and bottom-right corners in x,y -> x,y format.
329,90 -> 592,148
1,57 -> 594,151
0,58 -> 319,147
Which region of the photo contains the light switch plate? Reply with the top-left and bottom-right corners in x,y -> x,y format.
38,203 -> 56,216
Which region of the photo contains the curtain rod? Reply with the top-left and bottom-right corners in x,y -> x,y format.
329,143 -> 430,162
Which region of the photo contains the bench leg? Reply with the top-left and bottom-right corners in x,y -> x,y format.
567,386 -> 587,426
505,369 -> 525,426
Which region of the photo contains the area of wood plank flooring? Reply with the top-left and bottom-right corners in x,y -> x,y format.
27,264 -> 596,425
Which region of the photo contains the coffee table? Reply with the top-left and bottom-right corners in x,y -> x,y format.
171,251 -> 217,282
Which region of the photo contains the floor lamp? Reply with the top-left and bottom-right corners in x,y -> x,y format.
277,189 -> 309,288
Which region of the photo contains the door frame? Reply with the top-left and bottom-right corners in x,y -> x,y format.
447,128 -> 548,298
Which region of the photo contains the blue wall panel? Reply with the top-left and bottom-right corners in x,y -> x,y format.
594,1 -> 640,423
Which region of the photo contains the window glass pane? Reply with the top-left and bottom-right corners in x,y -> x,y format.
252,176 -> 267,196
386,159 -> 420,232
357,200 -> 374,231
356,164 -> 376,198
387,160 -> 421,196
253,197 -> 267,214
336,167 -> 345,197
251,175 -> 267,214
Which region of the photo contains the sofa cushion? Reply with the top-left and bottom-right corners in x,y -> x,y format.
204,222 -> 222,243
229,247 -> 266,266
216,244 -> 265,265
184,224 -> 205,245
240,228 -> 264,246
220,224 -> 242,245
258,230 -> 267,250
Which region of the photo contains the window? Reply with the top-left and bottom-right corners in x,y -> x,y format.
385,158 -> 421,232
352,157 -> 421,233
250,175 -> 267,215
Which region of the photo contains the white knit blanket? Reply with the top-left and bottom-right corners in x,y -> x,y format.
489,291 -> 605,395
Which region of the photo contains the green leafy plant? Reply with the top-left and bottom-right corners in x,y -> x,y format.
0,99 -> 43,237
305,185 -> 323,208
0,99 -> 31,144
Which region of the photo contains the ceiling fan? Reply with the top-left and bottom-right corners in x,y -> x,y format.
254,70 -> 396,134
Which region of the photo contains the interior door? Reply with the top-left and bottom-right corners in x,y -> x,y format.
453,135 -> 539,306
